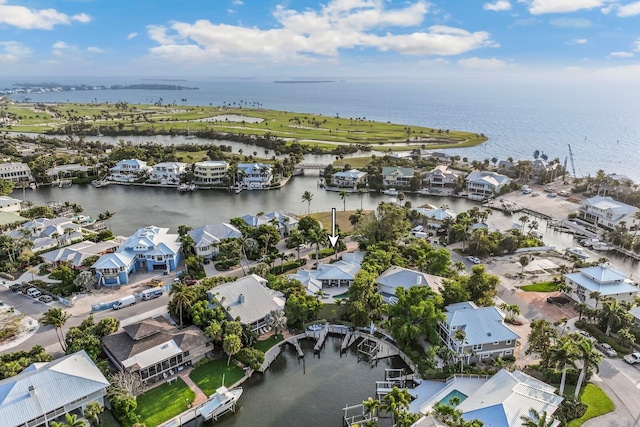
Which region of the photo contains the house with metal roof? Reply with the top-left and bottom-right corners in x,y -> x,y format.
92,226 -> 181,286
109,159 -> 151,182
465,171 -> 511,200
421,165 -> 462,193
188,223 -> 243,259
438,301 -> 520,364
193,160 -> 228,185
576,195 -> 638,232
332,169 -> 368,188
40,240 -> 120,268
409,369 -> 563,427
382,166 -> 414,188
288,253 -> 363,296
240,211 -> 298,236
207,275 -> 285,333
412,207 -> 456,229
4,217 -> 83,253
0,196 -> 22,213
375,266 -> 443,304
0,350 -> 109,427
0,161 -> 33,183
236,163 -> 273,190
564,263 -> 638,308
102,316 -> 210,384
148,162 -> 187,185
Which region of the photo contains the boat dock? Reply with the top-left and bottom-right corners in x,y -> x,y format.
313,327 -> 328,352
289,338 -> 305,358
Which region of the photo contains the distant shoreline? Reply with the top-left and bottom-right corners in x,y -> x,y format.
274,80 -> 337,84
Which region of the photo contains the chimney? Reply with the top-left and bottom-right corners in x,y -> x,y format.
28,385 -> 35,397
317,262 -> 323,270
417,276 -> 422,285
238,294 -> 244,304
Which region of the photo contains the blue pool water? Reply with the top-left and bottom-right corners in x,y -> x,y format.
439,389 -> 468,406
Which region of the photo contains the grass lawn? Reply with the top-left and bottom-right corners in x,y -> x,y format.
189,358 -> 246,396
135,377 -> 195,427
255,335 -> 284,353
334,156 -> 374,169
567,383 -> 615,427
98,410 -> 120,427
310,209 -> 372,233
520,281 -> 558,292
318,303 -> 348,322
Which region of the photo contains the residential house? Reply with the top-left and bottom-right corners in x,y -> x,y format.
0,161 -> 33,182
412,207 -> 456,229
40,240 -> 121,268
236,163 -> 273,189
188,223 -> 243,259
101,316 -> 210,384
288,252 -> 363,295
382,166 -> 414,188
92,226 -> 181,286
240,211 -> 298,236
497,159 -> 514,170
0,350 -> 110,427
408,369 -> 563,427
193,160 -> 228,185
148,162 -> 187,185
207,274 -> 285,333
576,195 -> 638,232
421,165 -> 462,194
109,159 -> 152,182
46,164 -> 95,179
332,169 -> 368,188
564,263 -> 638,308
629,306 -> 640,328
0,211 -> 28,232
0,195 -> 22,213
465,171 -> 511,199
4,217 -> 83,252
470,218 -> 521,234
375,266 -> 443,304
438,301 -> 520,363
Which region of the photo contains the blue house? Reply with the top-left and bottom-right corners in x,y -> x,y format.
92,226 -> 181,286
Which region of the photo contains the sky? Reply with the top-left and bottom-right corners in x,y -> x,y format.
0,0 -> 639,81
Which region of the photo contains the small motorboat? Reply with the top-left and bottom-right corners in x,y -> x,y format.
198,386 -> 243,421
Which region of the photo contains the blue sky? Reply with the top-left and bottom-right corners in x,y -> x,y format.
0,0 -> 639,80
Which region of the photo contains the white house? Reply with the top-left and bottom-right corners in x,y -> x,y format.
4,217 -> 83,252
188,223 -> 243,259
148,162 -> 186,185
375,266 -> 443,304
576,195 -> 638,231
421,165 -> 462,193
412,207 -> 456,229
236,163 -> 273,189
0,350 -> 110,427
109,159 -> 152,182
207,275 -> 285,333
332,169 -> 367,188
240,211 -> 298,236
288,252 -> 363,295
0,195 -> 22,213
564,263 -> 638,308
465,171 -> 511,199
0,161 -> 33,182
194,160 -> 228,185
39,240 -> 121,268
382,166 -> 414,187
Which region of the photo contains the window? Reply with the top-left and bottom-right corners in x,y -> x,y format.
506,340 -> 512,345
472,344 -> 482,351
482,354 -> 490,359
505,350 -> 513,355
493,342 -> 499,345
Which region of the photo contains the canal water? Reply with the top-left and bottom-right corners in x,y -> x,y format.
190,337 -> 407,427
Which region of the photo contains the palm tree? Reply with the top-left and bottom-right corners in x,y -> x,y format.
39,308 -> 71,351
380,387 -> 411,424
574,339 -> 602,398
339,189 -> 350,211
307,228 -> 327,263
170,283 -> 196,328
520,408 -> 556,427
100,210 -> 116,230
548,341 -> 577,395
362,397 -> 380,421
599,298 -> 631,335
223,334 -> 242,366
302,191 -> 313,215
453,329 -> 467,373
358,188 -> 366,209
589,291 -> 602,309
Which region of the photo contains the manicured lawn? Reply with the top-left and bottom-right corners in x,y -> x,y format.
520,281 -> 558,292
255,335 -> 284,353
189,358 -> 246,396
98,409 -> 120,427
318,302 -> 348,321
310,210 -> 372,233
567,383 -> 615,427
334,156 -> 374,168
135,377 -> 195,427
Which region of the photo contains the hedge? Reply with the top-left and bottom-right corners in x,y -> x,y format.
576,321 -> 631,356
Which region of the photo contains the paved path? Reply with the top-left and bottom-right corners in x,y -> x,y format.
180,370 -> 208,405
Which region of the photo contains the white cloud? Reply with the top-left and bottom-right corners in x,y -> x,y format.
549,18 -> 593,28
232,0 -> 243,5
608,51 -> 634,58
528,0 -> 608,15
53,41 -> 69,50
617,0 -> 640,16
0,1 -> 91,30
0,41 -> 32,62
568,38 -> 588,44
634,38 -> 640,51
147,0 -> 496,64
483,1 -> 512,11
87,46 -> 103,53
127,32 -> 138,40
458,57 -> 507,69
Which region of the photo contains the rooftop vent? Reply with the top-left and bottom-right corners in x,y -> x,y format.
238,294 -> 245,304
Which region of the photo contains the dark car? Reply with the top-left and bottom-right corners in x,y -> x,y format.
9,283 -> 23,292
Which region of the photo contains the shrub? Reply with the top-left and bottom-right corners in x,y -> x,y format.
271,259 -> 305,275
0,272 -> 15,280
581,323 -> 631,355
235,348 -> 265,370
318,248 -> 335,258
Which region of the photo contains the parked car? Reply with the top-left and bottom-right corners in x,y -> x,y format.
624,352 -> 640,364
297,243 -> 307,250
26,288 -> 42,298
547,192 -> 557,198
39,295 -> 53,303
557,190 -> 570,197
9,283 -> 23,292
595,342 -> 617,357
531,192 -> 540,197
577,330 -> 593,340
467,255 -> 481,264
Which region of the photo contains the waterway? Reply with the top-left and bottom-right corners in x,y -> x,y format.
187,337 -> 407,427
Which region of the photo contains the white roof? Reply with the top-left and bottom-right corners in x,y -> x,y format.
152,161 -> 186,170
0,196 -> 22,208
122,339 -> 182,370
443,302 -> 520,345
565,265 -> 638,296
0,350 -> 109,427
376,266 -> 443,292
582,196 -> 637,216
189,223 -> 242,248
413,207 -> 456,221
334,169 -> 367,179
195,160 -> 228,168
466,171 -> 510,187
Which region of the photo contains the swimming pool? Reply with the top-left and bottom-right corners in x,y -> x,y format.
439,389 -> 468,406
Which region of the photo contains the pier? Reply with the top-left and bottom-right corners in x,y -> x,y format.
289,338 -> 305,358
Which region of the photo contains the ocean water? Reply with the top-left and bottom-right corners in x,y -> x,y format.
3,77 -> 640,180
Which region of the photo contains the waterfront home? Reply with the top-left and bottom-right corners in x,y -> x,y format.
412,207 -> 456,229
240,211 -> 298,236
576,195 -> 638,232
194,160 -> 228,185
0,161 -> 33,183
437,301 -> 520,363
92,226 -> 181,286
497,159 -> 514,170
564,263 -> 638,308
109,159 -> 152,182
465,171 -> 511,199
46,163 -> 95,179
375,266 -> 443,304
0,211 -> 28,231
0,350 -> 110,427
207,274 -> 285,333
288,253 -> 363,295
4,217 -> 83,252
382,166 -> 414,188
188,223 -> 243,259
101,316 -> 210,385
332,169 -> 368,188
236,163 -> 273,189
421,165 -> 462,194
470,218 -> 520,233
408,369 -> 563,427
148,162 -> 187,185
0,195 -> 22,213
40,239 -> 120,268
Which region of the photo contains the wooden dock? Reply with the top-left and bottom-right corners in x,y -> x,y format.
313,327 -> 329,352
341,331 -> 355,352
289,338 -> 305,358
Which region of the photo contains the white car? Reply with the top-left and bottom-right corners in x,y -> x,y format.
624,352 -> 640,364
467,255 -> 481,264
297,243 -> 307,250
595,342 -> 617,357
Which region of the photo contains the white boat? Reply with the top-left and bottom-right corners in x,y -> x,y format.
592,242 -> 615,251
566,247 -> 590,259
383,188 -> 398,196
92,180 -> 110,188
198,386 -> 243,421
177,183 -> 196,192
